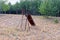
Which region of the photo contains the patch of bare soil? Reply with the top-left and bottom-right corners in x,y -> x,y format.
0,14 -> 60,40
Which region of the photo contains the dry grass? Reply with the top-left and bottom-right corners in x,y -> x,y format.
0,14 -> 60,40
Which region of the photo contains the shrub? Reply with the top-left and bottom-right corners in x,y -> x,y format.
54,19 -> 59,23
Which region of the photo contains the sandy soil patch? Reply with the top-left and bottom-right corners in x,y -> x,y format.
0,14 -> 60,40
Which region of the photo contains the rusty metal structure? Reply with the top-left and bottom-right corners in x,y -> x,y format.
25,14 -> 35,26
20,0 -> 36,31
20,9 -> 36,31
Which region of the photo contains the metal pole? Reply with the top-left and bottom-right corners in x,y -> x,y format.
25,0 -> 28,31
20,9 -> 25,31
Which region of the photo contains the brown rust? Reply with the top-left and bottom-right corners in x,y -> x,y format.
25,14 -> 36,26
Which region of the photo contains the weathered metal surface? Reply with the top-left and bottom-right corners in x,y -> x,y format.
25,14 -> 35,26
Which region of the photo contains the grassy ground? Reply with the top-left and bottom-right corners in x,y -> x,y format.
0,14 -> 60,40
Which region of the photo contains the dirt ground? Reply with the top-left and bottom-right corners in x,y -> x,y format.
0,14 -> 60,40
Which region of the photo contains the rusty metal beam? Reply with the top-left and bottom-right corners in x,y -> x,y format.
25,14 -> 35,26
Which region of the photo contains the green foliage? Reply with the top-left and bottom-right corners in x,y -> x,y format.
39,0 -> 47,15
0,0 -> 10,13
14,2 -> 20,10
39,0 -> 59,16
0,0 -> 60,16
54,19 -> 59,23
2,4 -> 10,11
0,0 -> 4,11
19,0 -> 41,14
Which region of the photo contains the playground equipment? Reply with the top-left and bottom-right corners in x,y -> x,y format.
20,9 -> 36,31
25,14 -> 35,26
19,0 -> 36,31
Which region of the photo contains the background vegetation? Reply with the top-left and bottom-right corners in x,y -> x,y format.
0,0 -> 60,16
